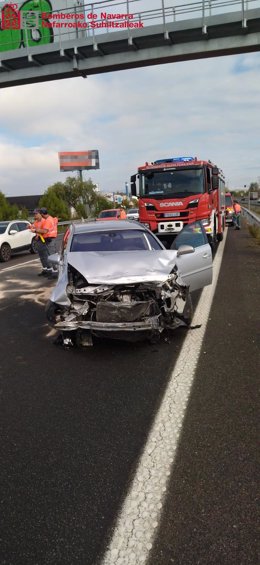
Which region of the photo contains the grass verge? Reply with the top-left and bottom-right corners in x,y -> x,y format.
248,224 -> 260,245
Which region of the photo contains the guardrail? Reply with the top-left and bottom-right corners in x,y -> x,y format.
242,207 -> 260,226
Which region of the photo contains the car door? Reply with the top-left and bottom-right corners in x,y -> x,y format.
7,222 -> 20,249
17,222 -> 32,247
172,221 -> 212,292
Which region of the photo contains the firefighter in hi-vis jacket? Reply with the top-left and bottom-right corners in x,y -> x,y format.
29,208 -> 58,278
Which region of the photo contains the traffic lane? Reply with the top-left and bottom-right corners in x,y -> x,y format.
0,233 -> 64,272
0,262 -> 192,565
149,225 -> 259,564
0,250 -> 36,271
0,258 -> 44,311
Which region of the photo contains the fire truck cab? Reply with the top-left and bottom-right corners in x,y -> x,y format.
131,156 -> 226,247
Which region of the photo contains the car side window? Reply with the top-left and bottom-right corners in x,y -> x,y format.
9,223 -> 19,233
17,222 -> 28,231
171,221 -> 207,250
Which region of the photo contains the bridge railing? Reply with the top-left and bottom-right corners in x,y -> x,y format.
0,0 -> 259,53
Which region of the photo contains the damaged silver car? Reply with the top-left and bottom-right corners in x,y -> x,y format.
46,220 -> 212,347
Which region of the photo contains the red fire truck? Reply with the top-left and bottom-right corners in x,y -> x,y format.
130,156 -> 226,247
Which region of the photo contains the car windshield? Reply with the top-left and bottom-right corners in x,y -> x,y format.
225,195 -> 233,206
99,210 -> 117,218
0,223 -> 8,234
70,230 -> 162,252
140,168 -> 204,199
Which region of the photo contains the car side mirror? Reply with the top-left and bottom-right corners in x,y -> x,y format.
9,229 -> 18,235
176,244 -> 195,257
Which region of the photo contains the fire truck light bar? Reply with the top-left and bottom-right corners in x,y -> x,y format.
153,157 -> 195,164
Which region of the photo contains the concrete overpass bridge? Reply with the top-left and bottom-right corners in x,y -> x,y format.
0,0 -> 260,88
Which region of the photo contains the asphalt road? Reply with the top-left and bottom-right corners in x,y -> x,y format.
0,225 -> 259,565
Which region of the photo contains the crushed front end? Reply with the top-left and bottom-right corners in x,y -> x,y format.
46,263 -> 191,347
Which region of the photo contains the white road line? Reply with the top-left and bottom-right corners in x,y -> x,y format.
0,259 -> 38,273
101,229 -> 228,565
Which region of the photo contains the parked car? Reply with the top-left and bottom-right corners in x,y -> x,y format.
97,209 -> 126,221
0,220 -> 37,262
225,192 -> 234,226
127,208 -> 139,221
46,220 -> 212,347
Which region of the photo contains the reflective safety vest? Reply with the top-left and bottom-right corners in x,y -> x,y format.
43,215 -> 58,238
30,219 -> 43,232
233,203 -> 241,214
30,219 -> 46,242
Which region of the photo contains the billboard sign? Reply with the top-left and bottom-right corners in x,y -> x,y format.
58,150 -> 100,172
0,0 -> 85,53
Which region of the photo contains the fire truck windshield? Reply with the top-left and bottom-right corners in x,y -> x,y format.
140,168 -> 204,199
225,195 -> 233,206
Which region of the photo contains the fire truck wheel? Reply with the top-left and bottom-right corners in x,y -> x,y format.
208,234 -> 217,252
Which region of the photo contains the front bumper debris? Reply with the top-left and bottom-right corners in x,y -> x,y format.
54,316 -> 161,333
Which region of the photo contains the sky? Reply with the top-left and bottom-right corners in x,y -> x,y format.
0,0 -> 260,197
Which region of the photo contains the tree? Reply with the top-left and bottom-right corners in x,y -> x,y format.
40,176 -> 100,219
39,186 -> 70,220
19,207 -> 29,219
249,182 -> 259,192
0,192 -> 19,220
93,194 -> 114,216
79,178 -> 98,217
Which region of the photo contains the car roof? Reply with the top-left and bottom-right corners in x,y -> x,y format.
72,220 -> 143,235
99,209 -> 118,213
0,220 -> 26,225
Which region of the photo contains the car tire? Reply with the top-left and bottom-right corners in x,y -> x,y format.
30,237 -> 38,254
0,243 -> 12,262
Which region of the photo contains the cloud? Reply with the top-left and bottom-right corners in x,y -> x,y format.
0,141 -> 59,195
0,38 -> 259,195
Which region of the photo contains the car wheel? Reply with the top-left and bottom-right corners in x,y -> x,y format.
0,243 -> 12,262
30,237 -> 38,254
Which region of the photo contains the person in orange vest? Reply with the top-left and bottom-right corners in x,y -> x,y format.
38,208 -> 59,278
119,206 -> 127,219
28,209 -> 52,276
233,200 -> 242,230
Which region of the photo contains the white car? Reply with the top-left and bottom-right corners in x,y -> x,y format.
0,220 -> 37,262
127,208 -> 139,221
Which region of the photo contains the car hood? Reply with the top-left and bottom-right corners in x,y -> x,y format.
67,250 -> 178,284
